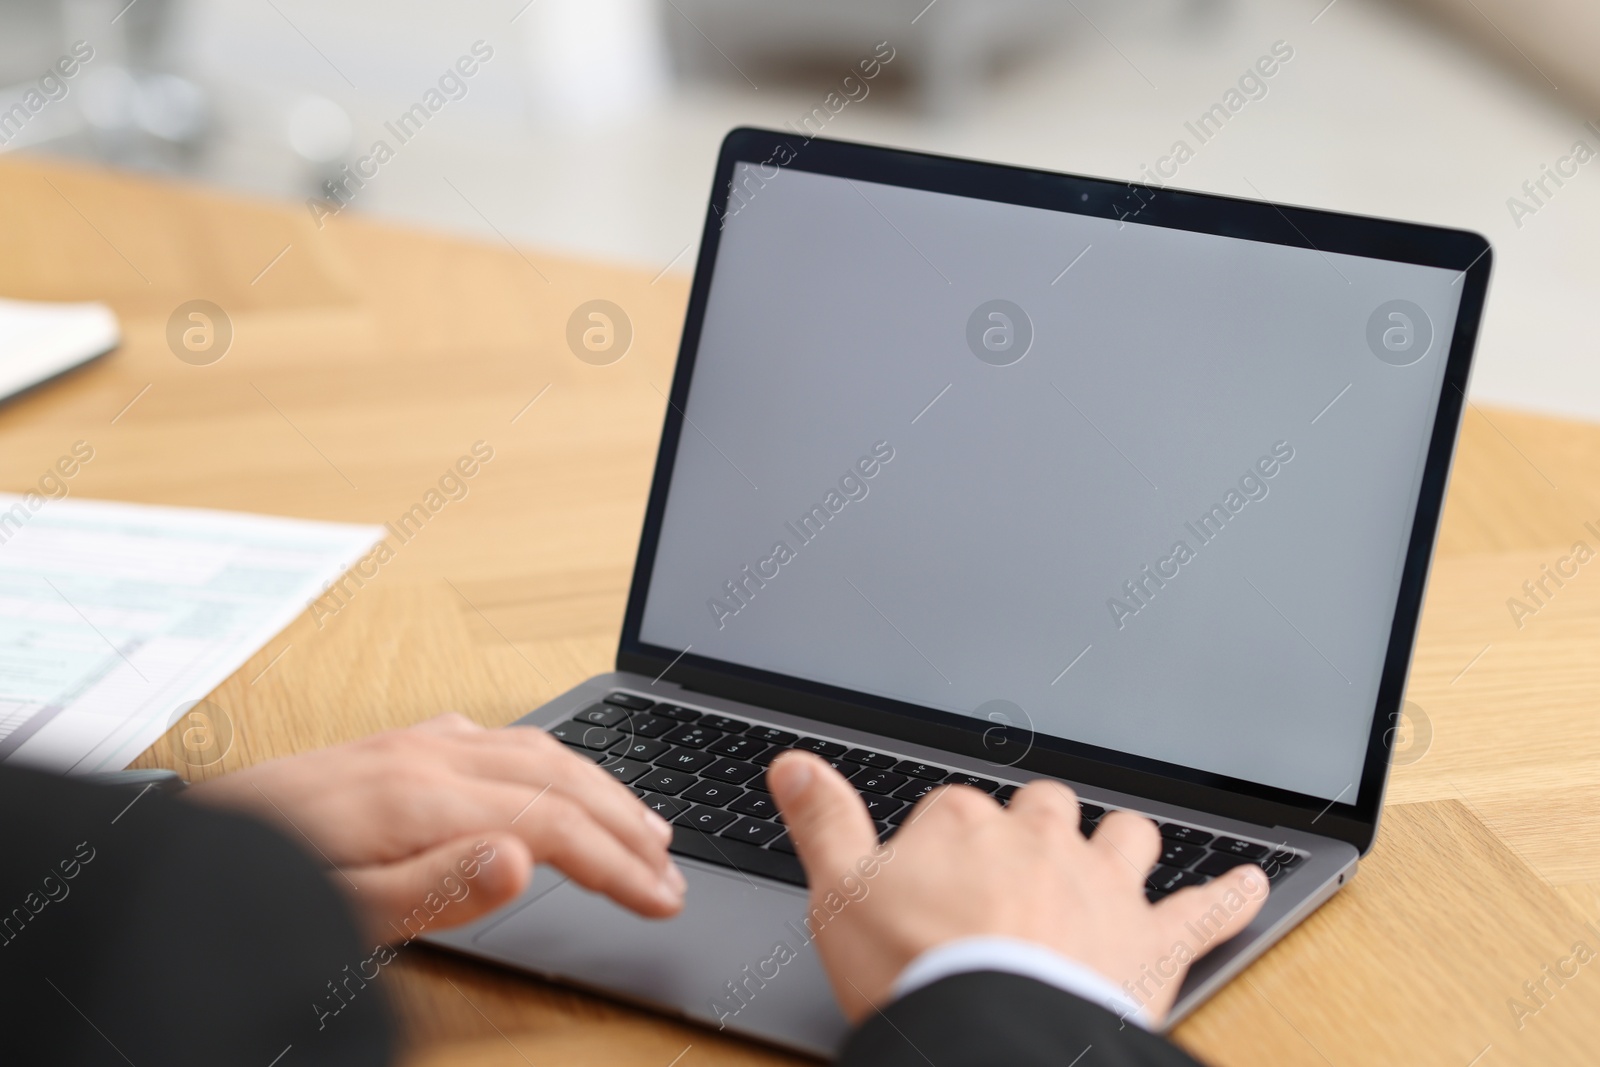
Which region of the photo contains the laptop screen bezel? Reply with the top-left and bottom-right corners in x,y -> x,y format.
616,127 -> 1491,854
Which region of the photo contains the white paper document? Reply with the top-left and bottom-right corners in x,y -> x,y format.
0,297 -> 119,402
0,495 -> 382,773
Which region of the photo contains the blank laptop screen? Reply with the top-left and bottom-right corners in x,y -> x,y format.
639,163 -> 1463,803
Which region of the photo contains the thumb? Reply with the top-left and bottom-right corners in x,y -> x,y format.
768,751 -> 878,885
347,831 -> 531,941
1151,865 -> 1269,978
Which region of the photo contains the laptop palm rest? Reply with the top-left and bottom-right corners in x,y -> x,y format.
435,860 -> 850,1056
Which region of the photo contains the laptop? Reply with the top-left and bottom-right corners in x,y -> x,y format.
429,128 -> 1492,1056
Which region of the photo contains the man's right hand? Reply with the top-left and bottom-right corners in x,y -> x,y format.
767,751 -> 1268,1025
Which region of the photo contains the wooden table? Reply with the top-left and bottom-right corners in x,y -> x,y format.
2,156 -> 1597,1066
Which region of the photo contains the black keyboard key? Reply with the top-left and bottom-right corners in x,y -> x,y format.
1159,823 -> 1214,846
994,784 -> 1019,806
631,786 -> 648,799
664,724 -> 722,749
721,816 -> 784,846
1160,842 -> 1207,869
653,704 -> 702,721
635,768 -> 695,795
707,735 -> 770,760
822,756 -> 862,777
1212,837 -> 1269,860
768,833 -> 797,855
845,748 -> 898,770
895,760 -> 947,781
654,747 -> 716,774
640,793 -> 691,820
622,713 -> 675,739
852,769 -> 909,795
604,692 -> 653,710
1079,802 -> 1106,820
753,747 -> 786,766
1263,849 -> 1303,882
677,805 -> 738,834
944,771 -> 999,792
602,758 -> 652,784
703,758 -> 761,785
794,737 -> 847,758
573,703 -> 627,727
1195,851 -> 1261,877
699,715 -> 749,733
747,726 -> 798,746
860,794 -> 903,821
887,804 -> 919,826
611,738 -> 671,762
1146,865 -> 1209,894
893,780 -> 938,802
744,769 -> 770,793
728,792 -> 778,819
550,722 -> 625,751
671,825 -> 804,885
681,779 -> 743,806
1144,875 -> 1211,899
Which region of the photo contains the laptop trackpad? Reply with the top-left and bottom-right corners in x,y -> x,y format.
470,861 -> 850,1056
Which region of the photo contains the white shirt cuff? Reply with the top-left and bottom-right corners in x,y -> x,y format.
890,936 -> 1153,1030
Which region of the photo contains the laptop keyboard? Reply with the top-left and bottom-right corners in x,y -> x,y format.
551,691 -> 1307,894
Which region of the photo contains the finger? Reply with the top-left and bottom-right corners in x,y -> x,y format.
767,751 -> 878,882
349,831 -> 532,938
427,727 -> 675,868
1091,810 -> 1163,884
1007,778 -> 1081,829
899,782 -> 997,832
408,712 -> 482,736
1153,865 -> 1269,952
339,772 -> 675,909
518,791 -> 686,918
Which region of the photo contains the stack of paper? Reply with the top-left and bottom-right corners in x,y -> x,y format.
0,495 -> 382,773
0,297 -> 119,402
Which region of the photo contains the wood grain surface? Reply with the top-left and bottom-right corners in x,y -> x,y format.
1,155 -> 1596,1066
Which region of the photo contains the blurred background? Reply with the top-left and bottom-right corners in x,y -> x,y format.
1,0 -> 1596,418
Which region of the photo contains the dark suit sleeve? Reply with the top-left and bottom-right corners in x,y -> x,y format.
0,766 -> 394,1067
836,971 -> 1205,1067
